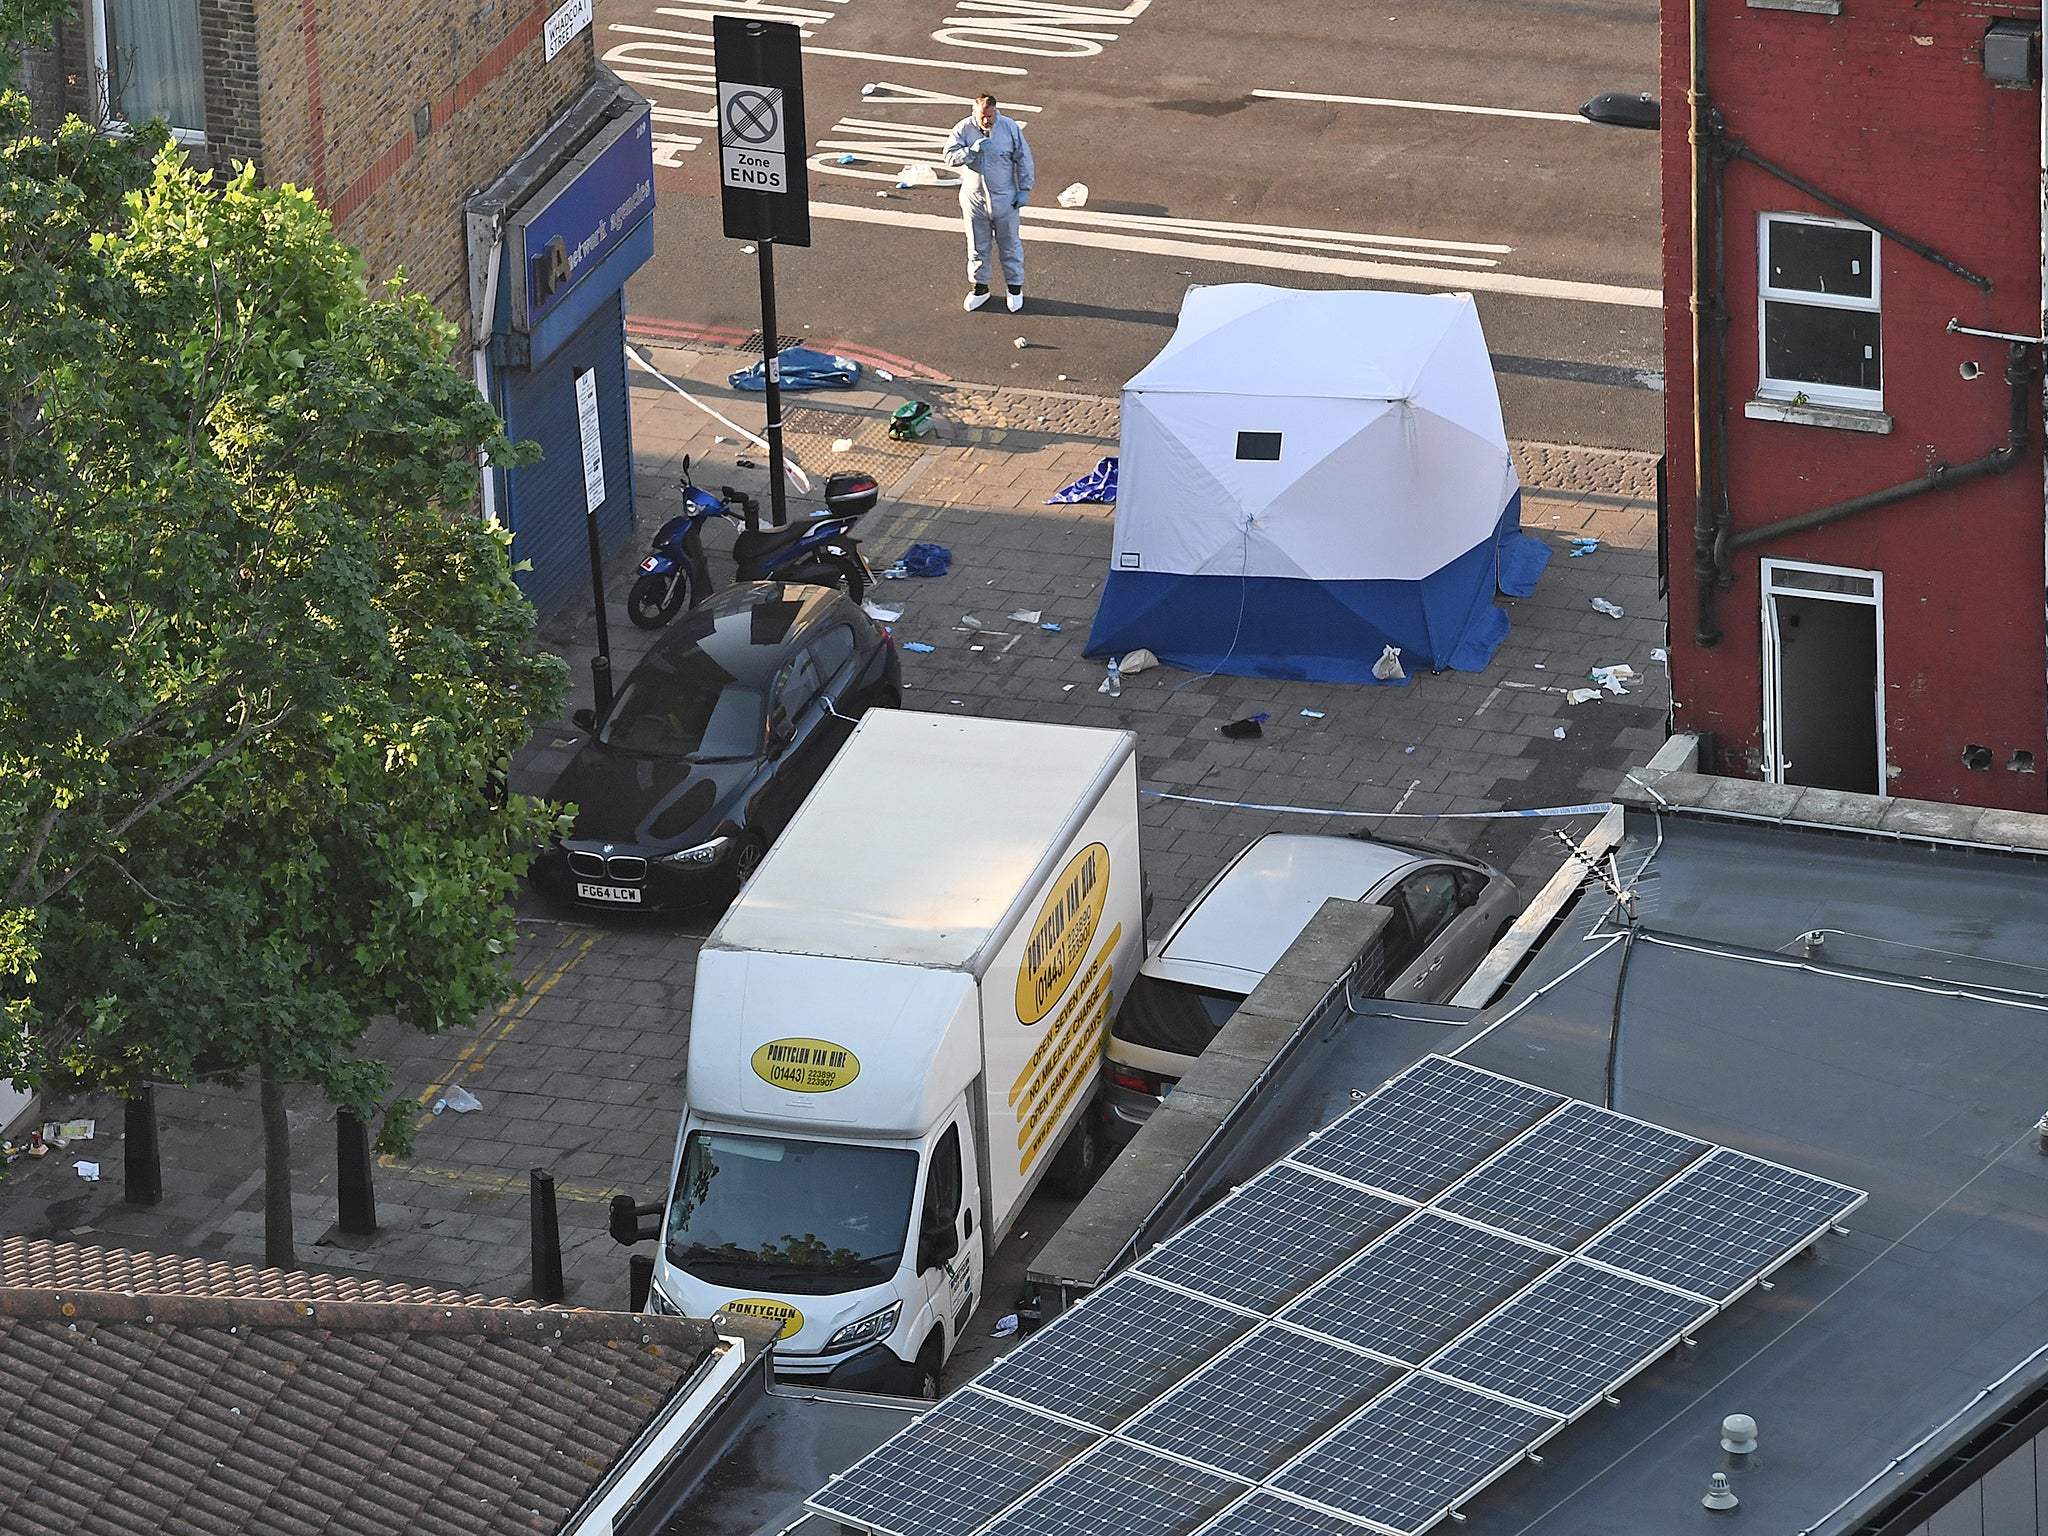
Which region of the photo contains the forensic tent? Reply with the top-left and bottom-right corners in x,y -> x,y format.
1085,285 -> 1549,684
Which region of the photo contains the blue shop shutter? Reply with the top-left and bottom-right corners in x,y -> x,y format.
499,290 -> 636,618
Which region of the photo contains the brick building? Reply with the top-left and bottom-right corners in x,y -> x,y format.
42,0 -> 652,614
1660,0 -> 2046,805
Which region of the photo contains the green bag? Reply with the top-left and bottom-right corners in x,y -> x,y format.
889,400 -> 935,441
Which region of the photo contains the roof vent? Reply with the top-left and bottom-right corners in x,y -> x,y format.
1722,1413 -> 1758,1455
1703,1473 -> 1741,1512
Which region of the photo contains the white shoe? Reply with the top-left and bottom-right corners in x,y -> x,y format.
964,287 -> 990,311
1006,290 -> 1025,313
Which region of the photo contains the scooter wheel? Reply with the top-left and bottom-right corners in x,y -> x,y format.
813,552 -> 871,605
627,572 -> 685,629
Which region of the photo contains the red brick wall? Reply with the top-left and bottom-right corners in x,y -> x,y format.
1662,0 -> 2048,805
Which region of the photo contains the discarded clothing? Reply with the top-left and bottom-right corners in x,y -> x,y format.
902,542 -> 953,577
729,346 -> 864,393
1047,456 -> 1119,504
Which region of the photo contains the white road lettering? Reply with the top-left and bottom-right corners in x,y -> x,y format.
800,44 -> 1028,73
809,201 -> 1663,307
932,0 -> 1150,58
1026,204 -> 1505,267
1253,87 -> 1588,124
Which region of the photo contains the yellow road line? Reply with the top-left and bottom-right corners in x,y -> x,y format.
373,1154 -> 619,1207
410,927 -> 600,1128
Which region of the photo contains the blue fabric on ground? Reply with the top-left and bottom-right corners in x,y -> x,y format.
1047,456 -> 1119,504
1492,492 -> 1551,597
902,542 -> 952,576
1084,538 -> 1518,683
729,346 -> 864,392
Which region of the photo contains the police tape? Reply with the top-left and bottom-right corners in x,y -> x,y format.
1140,790 -> 1615,820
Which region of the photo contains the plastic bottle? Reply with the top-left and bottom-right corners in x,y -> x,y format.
1107,658 -> 1122,697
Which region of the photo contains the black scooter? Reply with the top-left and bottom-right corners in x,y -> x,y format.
627,456 -> 883,628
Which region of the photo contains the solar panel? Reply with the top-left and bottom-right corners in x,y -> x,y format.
1281,1211 -> 1555,1364
1427,1260 -> 1716,1417
1270,1372 -> 1559,1535
1581,1146 -> 1866,1302
1196,1492 -> 1382,1536
805,1387 -> 1099,1536
1132,1162 -> 1412,1315
1123,1325 -> 1404,1481
1435,1101 -> 1710,1249
1290,1055 -> 1564,1200
807,1055 -> 1869,1536
976,1439 -> 1245,1536
977,1274 -> 1257,1430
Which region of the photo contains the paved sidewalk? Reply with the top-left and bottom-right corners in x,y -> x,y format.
1,342 -> 1668,1317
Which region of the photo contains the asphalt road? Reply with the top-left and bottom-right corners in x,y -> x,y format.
603,0 -> 1665,450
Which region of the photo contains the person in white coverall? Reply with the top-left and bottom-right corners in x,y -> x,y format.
944,93 -> 1035,313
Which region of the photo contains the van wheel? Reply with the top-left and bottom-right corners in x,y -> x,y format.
1044,1107 -> 1103,1198
914,1336 -> 943,1401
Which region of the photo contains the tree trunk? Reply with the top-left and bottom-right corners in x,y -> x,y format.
259,1062 -> 295,1270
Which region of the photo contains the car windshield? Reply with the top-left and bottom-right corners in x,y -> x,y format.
597,647 -> 765,760
666,1130 -> 918,1295
1110,974 -> 1245,1057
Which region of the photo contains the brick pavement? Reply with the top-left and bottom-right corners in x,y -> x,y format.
0,342 -> 1668,1316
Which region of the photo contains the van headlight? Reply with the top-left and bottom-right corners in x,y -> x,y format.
825,1302 -> 901,1351
659,836 -> 730,867
643,1283 -> 684,1316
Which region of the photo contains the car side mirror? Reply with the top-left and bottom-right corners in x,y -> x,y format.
571,707 -> 597,733
767,716 -> 795,757
918,1217 -> 960,1274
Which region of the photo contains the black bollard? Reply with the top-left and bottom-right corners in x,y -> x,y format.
123,1088 -> 162,1207
530,1167 -> 565,1302
336,1111 -> 377,1234
629,1252 -> 654,1313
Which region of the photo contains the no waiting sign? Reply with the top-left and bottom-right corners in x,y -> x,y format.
713,16 -> 809,247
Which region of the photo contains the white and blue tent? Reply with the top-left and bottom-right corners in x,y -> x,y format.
1085,285 -> 1550,684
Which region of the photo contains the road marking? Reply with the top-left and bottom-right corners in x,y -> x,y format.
1023,205 -> 1503,267
1254,87 -> 1588,124
626,20 -> 1032,73
410,927 -> 599,1130
810,201 -> 1663,308
373,1156 -> 620,1207
933,0 -> 1151,58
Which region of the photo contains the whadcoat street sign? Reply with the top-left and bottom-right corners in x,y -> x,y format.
714,15 -> 809,247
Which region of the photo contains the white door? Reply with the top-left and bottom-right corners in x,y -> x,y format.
1761,560 -> 1885,795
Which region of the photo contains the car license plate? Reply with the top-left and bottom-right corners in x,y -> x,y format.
576,882 -> 642,903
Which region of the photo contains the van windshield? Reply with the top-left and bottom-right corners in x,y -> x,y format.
667,1130 -> 919,1295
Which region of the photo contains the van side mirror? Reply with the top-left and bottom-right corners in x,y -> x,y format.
610,1193 -> 663,1245
572,707 -> 597,733
918,1218 -> 960,1275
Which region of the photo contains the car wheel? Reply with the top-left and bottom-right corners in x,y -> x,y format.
914,1336 -> 944,1401
731,833 -> 767,892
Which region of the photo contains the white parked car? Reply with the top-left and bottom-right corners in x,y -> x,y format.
1102,833 -> 1519,1143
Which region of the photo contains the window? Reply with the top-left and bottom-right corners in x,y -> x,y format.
1235,431 -> 1282,461
810,626 -> 857,691
1394,869 -> 1462,950
94,0 -> 206,137
1758,214 -> 1881,410
774,650 -> 822,721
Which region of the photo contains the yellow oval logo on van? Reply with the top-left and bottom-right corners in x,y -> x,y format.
750,1037 -> 861,1092
719,1297 -> 805,1340
1016,842 -> 1111,1025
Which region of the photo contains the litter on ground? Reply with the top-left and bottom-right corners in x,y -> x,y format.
1554,726 -> 1568,738
1567,689 -> 1603,706
1373,644 -> 1405,682
1569,538 -> 1600,557
1119,648 -> 1160,675
1220,717 -> 1264,740
1301,709 -> 1326,719
1591,598 -> 1626,618
901,542 -> 952,577
863,603 -> 903,622
1009,609 -> 1042,624
75,1160 -> 100,1181
1040,622 -> 1062,633
902,642 -> 936,653
1057,182 -> 1089,208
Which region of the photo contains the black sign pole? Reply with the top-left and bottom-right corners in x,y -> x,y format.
584,493 -> 613,713
715,13 -> 809,536
757,237 -> 787,530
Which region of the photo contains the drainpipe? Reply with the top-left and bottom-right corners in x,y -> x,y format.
1727,343 -> 2035,552
1689,0 -> 1723,643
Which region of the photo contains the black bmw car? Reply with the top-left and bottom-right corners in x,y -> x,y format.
528,582 -> 901,914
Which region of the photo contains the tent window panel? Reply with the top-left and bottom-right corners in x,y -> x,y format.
1235,431 -> 1282,461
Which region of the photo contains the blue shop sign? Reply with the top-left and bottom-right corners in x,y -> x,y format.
510,106 -> 654,332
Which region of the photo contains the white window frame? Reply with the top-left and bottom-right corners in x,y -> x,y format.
1760,557 -> 1886,796
1757,212 -> 1882,412
89,0 -> 208,145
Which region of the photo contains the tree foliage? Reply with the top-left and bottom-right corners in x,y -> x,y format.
0,94 -> 568,1252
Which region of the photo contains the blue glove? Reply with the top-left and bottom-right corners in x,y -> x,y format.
1016,190 -> 1031,207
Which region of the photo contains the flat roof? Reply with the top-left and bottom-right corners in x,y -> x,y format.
1166,812 -> 2048,1536
711,710 -> 1135,969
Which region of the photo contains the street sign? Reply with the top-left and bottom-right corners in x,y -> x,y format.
713,15 -> 809,247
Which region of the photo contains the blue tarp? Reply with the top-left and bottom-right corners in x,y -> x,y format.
729,346 -> 864,392
1047,457 -> 1119,504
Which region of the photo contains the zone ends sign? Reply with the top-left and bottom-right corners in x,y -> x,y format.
713,15 -> 809,246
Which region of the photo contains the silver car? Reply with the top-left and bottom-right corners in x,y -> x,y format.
1103,832 -> 1518,1143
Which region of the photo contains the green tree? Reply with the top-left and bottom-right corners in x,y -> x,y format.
2,113 -> 567,1266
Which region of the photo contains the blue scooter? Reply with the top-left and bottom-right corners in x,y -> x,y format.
627,456 -> 882,629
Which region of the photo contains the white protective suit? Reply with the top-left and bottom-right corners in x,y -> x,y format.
943,111 -> 1035,290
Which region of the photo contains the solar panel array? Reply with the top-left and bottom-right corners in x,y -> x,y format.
808,1054 -> 1866,1536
